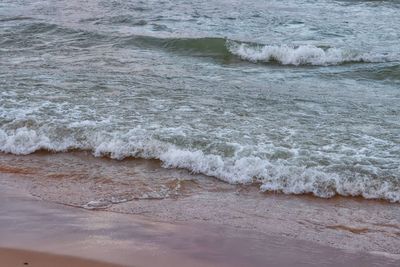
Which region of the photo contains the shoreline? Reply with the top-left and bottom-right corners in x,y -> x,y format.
0,142 -> 398,204
0,182 -> 399,267
1,152 -> 400,266
0,150 -> 397,204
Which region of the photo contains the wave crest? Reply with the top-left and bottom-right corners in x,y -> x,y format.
121,35 -> 397,66
226,41 -> 393,66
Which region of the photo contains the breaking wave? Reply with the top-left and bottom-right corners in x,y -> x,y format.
0,127 -> 399,202
3,21 -> 397,66
226,41 -> 397,66
119,35 -> 398,66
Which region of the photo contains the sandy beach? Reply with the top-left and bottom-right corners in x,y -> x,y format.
1,152 -> 400,267
0,248 -> 122,267
2,0 -> 400,266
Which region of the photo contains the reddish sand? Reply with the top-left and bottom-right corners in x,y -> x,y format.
0,152 -> 400,266
0,248 -> 121,267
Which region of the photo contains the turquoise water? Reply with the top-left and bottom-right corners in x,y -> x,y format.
0,0 -> 399,201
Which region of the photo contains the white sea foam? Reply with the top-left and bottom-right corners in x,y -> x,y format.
0,127 -> 399,202
0,128 -> 73,154
227,42 -> 395,66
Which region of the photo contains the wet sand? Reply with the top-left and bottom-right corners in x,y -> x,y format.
1,183 -> 399,267
0,248 -> 121,267
1,152 -> 400,266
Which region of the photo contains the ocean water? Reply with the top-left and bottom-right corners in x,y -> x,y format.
1,0 -> 399,201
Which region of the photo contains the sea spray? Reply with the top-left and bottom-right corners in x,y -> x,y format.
226,41 -> 396,66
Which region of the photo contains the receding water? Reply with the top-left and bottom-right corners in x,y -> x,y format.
0,0 -> 399,201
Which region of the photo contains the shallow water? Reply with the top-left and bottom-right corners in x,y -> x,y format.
0,0 -> 399,201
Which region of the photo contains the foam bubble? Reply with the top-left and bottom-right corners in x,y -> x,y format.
0,127 -> 399,202
227,42 -> 395,66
